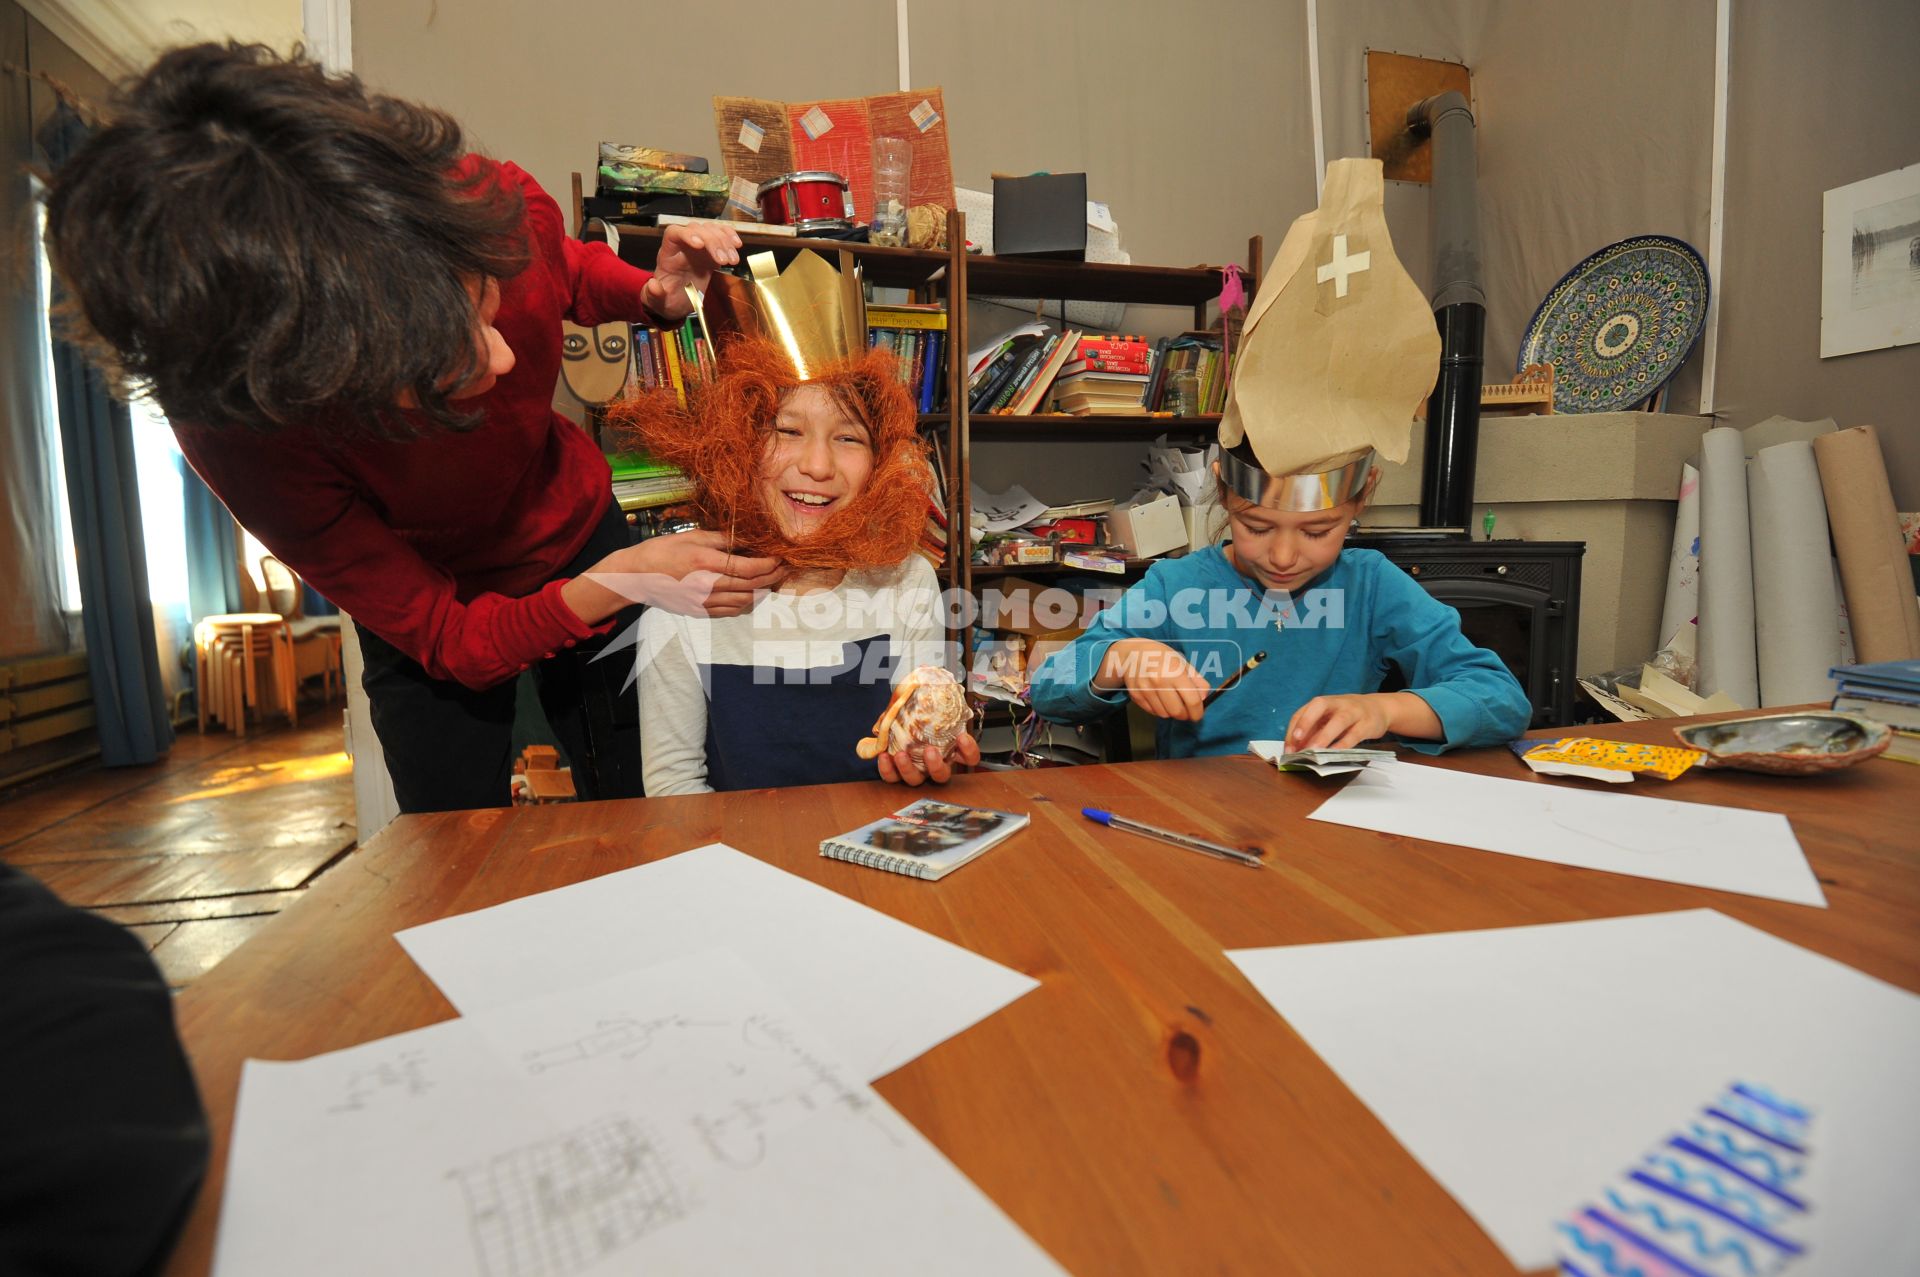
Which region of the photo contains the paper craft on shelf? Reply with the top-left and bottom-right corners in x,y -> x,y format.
396,844 -> 1038,1082
1306,759 -> 1825,906
969,482 -> 1049,533
214,953 -> 1062,1276
1225,909 -> 1920,1275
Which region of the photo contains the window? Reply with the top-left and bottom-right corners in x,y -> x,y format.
30,181 -> 82,617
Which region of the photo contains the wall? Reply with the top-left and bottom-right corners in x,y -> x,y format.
355,0 -> 900,235
1714,0 -> 1920,505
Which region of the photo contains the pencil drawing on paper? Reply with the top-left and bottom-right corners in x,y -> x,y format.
453,1116 -> 687,1277
327,1050 -> 434,1115
521,1015 -> 724,1074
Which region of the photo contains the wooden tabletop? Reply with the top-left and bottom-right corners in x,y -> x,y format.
162,714 -> 1920,1276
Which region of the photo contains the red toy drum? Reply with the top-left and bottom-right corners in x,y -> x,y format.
755,171 -> 854,233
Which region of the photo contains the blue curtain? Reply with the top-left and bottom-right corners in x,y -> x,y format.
44,104 -> 173,765
180,455 -> 244,622
301,582 -> 339,618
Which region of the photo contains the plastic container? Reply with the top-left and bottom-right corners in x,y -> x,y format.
870,136 -> 911,247
1167,369 -> 1201,417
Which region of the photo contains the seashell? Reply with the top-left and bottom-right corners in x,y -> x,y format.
857,666 -> 969,761
1671,712 -> 1891,775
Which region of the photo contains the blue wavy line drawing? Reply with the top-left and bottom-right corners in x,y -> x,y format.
1606,1189 -> 1758,1275
1644,1157 -> 1780,1226
1557,1222 -> 1655,1277
1720,1098 -> 1799,1142
1687,1124 -> 1803,1184
1732,1083 -> 1810,1122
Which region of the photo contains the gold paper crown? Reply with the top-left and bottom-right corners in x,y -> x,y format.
744,249 -> 867,380
1217,159 -> 1440,511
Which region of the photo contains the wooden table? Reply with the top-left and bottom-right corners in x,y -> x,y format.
163,714 -> 1920,1275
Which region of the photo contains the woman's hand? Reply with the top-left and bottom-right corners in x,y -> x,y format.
642,223 -> 744,320
877,731 -> 981,787
1094,638 -> 1210,722
1286,691 -> 1438,749
562,530 -> 785,624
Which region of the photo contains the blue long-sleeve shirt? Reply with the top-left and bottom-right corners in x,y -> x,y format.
1028,546 -> 1533,758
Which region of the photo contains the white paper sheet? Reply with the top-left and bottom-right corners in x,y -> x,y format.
969,482 -> 1049,532
1307,760 -> 1825,907
396,844 -> 1039,1081
1227,910 -> 1920,1275
215,953 -> 1062,1276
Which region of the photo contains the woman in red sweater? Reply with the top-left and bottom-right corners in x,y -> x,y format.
45,43 -> 781,811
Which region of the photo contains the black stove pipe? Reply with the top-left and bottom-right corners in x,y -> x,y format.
1407,91 -> 1485,534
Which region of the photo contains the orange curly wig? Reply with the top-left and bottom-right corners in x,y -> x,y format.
606,334 -> 930,570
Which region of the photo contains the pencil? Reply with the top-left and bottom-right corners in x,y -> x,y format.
1202,650 -> 1266,708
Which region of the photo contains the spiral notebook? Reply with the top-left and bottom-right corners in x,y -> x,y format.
820,798 -> 1030,880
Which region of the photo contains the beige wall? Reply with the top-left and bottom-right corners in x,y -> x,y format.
355,0 -> 900,238
1714,0 -> 1920,506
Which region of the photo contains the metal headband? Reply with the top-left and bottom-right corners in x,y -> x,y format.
1218,443 -> 1375,512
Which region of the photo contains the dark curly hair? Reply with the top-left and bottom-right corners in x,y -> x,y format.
41,42 -> 529,438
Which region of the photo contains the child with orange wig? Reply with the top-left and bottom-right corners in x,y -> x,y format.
610,335 -> 979,794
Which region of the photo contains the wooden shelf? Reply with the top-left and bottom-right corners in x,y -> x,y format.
969,414 -> 1220,442
608,225 -> 952,292
970,558 -> 1157,579
965,255 -> 1225,307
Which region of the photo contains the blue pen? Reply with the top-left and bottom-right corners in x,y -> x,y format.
1081,808 -> 1264,868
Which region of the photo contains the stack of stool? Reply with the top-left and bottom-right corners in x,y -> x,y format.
194,613 -> 295,737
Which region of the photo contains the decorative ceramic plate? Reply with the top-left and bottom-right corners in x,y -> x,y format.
1518,235 -> 1709,413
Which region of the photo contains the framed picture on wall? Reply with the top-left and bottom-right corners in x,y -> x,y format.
1821,162 -> 1920,358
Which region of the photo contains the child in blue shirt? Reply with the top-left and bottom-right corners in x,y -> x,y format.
1027,469 -> 1533,758
1030,156 -> 1532,759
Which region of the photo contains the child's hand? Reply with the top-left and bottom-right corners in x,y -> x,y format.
1287,693 -> 1394,750
1097,638 -> 1210,722
877,732 -> 981,787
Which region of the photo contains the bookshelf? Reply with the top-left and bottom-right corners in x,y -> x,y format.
582,194 -> 1261,669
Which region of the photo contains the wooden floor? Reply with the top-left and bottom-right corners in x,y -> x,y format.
0,716 -> 357,988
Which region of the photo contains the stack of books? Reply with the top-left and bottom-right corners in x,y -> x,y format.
586,143 -> 727,224
606,449 -> 694,513
1052,335 -> 1152,416
867,303 -> 949,413
966,330 -> 1079,416
919,435 -> 949,568
1831,659 -> 1920,764
1142,333 -> 1231,413
630,321 -> 715,408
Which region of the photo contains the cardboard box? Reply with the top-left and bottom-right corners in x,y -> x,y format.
1109,493 -> 1187,559
1185,501 -> 1227,552
991,173 -> 1088,259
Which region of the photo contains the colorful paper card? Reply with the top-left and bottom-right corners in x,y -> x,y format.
1556,1082 -> 1813,1277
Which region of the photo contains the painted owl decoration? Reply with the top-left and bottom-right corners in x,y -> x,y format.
856,666 -> 970,761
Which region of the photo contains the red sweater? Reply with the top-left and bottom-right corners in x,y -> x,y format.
176,161 -> 651,690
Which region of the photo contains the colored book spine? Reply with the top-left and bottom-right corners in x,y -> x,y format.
662,330 -> 686,406
919,332 -> 943,412
866,308 -> 949,331
991,338 -> 1054,413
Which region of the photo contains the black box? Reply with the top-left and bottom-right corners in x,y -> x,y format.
992,173 -> 1088,260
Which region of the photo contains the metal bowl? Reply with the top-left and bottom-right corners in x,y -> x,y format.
1672,712 -> 1892,775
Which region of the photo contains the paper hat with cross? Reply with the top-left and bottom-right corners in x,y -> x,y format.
1217,158 -> 1441,511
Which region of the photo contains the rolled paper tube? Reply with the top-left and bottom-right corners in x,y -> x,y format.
1696,427 -> 1758,707
1748,440 -> 1841,705
1813,425 -> 1920,662
1659,461 -> 1701,646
